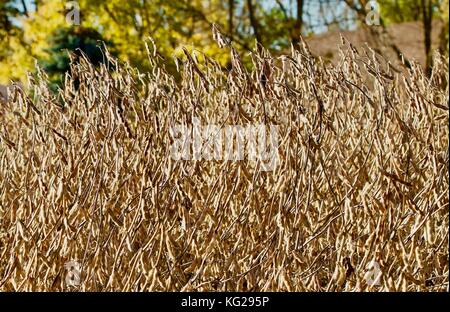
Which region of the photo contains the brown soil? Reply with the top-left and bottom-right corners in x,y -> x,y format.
306,20 -> 444,68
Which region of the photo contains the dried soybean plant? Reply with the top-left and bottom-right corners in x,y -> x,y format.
0,26 -> 448,292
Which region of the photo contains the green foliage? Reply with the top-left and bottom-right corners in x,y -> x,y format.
40,26 -> 112,89
0,0 -> 27,80
257,7 -> 293,50
438,0 -> 449,53
0,0 -> 19,35
378,0 -> 443,24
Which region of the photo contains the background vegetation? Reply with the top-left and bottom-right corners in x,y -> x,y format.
0,0 -> 449,84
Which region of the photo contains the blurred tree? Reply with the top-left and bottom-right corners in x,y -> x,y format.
343,0 -> 448,74
380,0 -> 444,74
0,0 -> 234,82
378,0 -> 448,74
0,0 -> 18,32
421,0 -> 435,75
74,0 -> 232,72
437,0 -> 449,54
1,1 -> 310,83
0,0 -> 65,83
0,0 -> 29,82
378,0 -> 423,23
40,26 -> 111,89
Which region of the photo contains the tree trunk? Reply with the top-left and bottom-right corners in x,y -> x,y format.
292,0 -> 304,46
228,0 -> 234,39
20,0 -> 29,16
343,0 -> 412,69
421,0 -> 433,76
246,0 -> 262,47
